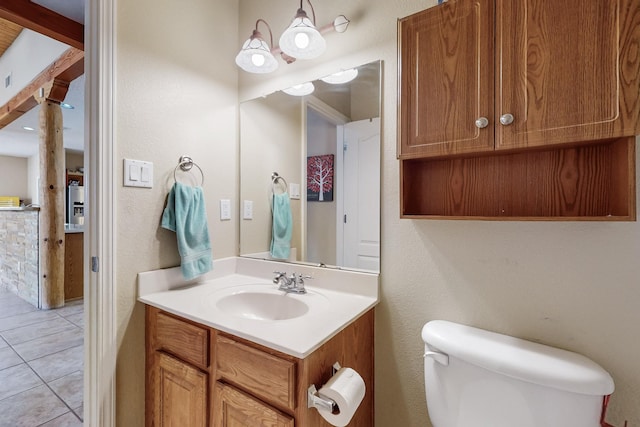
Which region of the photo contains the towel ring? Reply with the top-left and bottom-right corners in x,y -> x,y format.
174,156 -> 204,186
272,172 -> 288,194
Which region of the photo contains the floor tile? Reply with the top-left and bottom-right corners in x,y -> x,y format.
29,345 -> 84,383
12,328 -> 83,361
1,317 -> 78,346
0,363 -> 43,401
73,404 -> 83,421
49,370 -> 83,410
0,346 -> 23,371
38,411 -> 83,427
0,309 -> 60,332
0,299 -> 38,319
0,384 -> 68,427
53,302 -> 83,318
63,312 -> 84,329
0,337 -> 7,349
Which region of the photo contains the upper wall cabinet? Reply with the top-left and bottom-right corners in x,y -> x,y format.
398,0 -> 640,159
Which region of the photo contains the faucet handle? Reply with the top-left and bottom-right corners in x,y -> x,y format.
273,271 -> 287,284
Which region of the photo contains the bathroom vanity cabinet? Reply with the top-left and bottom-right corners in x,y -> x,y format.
398,0 -> 639,220
145,305 -> 374,427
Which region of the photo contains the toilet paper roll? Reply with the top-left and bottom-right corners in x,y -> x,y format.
316,367 -> 366,427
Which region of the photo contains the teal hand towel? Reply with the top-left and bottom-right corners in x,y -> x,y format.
270,192 -> 293,260
161,182 -> 213,279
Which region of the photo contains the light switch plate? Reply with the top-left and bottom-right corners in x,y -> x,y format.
123,159 -> 153,188
220,199 -> 231,221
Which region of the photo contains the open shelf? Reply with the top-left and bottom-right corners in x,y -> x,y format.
400,137 -> 636,221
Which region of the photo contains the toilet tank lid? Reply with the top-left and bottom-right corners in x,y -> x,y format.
422,320 -> 614,396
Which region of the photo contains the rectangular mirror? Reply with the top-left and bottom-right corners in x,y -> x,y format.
239,60 -> 381,272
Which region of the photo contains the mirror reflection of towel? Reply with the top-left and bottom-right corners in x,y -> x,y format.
161,182 -> 213,279
270,192 -> 292,260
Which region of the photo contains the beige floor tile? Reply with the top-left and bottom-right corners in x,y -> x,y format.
64,312 -> 84,329
0,299 -> 38,320
29,345 -> 84,383
0,384 -> 68,427
1,317 -> 78,346
53,302 -> 84,318
0,363 -> 43,401
0,309 -> 59,332
0,347 -> 23,371
49,370 -> 83,410
38,411 -> 83,427
12,328 -> 83,362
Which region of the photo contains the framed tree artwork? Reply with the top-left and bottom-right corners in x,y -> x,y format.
307,154 -> 334,202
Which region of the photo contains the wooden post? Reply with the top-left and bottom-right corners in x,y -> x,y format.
38,100 -> 65,309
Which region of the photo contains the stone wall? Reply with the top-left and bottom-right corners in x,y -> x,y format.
0,209 -> 39,306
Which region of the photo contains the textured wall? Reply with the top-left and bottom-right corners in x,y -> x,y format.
0,210 -> 39,306
114,0 -> 239,425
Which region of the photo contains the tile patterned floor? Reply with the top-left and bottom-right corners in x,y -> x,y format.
0,289 -> 83,426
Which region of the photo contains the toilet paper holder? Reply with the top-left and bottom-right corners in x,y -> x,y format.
307,362 -> 341,413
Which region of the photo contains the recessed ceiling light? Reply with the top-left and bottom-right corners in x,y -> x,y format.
60,103 -> 75,109
22,126 -> 35,131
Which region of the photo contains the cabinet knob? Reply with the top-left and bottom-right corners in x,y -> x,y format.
500,113 -> 514,126
475,117 -> 489,129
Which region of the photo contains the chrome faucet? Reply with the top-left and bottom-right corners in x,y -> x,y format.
273,271 -> 311,294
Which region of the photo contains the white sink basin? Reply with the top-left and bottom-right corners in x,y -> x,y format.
210,284 -> 329,322
216,291 -> 309,321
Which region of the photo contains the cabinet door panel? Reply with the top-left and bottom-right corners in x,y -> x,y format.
155,352 -> 208,427
214,382 -> 294,427
497,0 -> 640,149
399,0 -> 494,158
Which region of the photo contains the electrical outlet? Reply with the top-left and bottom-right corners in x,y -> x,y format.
243,200 -> 253,220
220,199 -> 231,220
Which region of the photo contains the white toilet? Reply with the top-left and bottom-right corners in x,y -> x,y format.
422,320 -> 615,427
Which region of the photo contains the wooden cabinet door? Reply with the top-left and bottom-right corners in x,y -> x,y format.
213,382 -> 294,427
496,0 -> 640,150
154,352 -> 208,427
64,232 -> 83,300
398,0 -> 495,158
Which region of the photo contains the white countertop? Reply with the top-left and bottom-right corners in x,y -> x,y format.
138,257 -> 379,358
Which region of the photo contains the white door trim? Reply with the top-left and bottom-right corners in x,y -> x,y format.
84,0 -> 116,425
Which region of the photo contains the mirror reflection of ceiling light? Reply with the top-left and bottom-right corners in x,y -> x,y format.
61,103 -> 75,109
282,82 -> 315,96
320,68 -> 358,84
236,1 -> 350,74
23,126 -> 35,131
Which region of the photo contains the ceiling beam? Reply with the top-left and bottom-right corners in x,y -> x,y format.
0,47 -> 84,130
0,0 -> 84,50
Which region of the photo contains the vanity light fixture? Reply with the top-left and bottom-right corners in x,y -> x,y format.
320,68 -> 358,84
235,19 -> 279,74
236,1 -> 350,74
282,82 -> 315,96
279,0 -> 325,60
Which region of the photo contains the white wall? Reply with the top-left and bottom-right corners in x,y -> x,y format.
238,1 -> 640,426
26,154 -> 38,205
0,30 -> 69,105
0,155 -> 28,201
114,0 -> 239,424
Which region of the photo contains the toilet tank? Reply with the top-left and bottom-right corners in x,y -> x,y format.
422,320 -> 614,427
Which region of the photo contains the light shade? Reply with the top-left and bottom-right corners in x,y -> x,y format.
282,82 -> 315,96
235,29 -> 278,74
279,9 -> 326,60
321,68 -> 358,84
